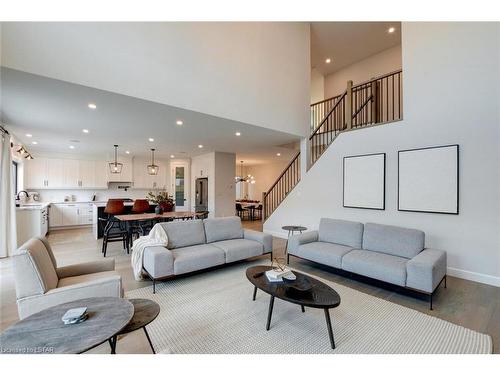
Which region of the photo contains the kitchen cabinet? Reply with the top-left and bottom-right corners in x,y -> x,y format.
132,158 -> 167,190
16,206 -> 48,247
24,158 -> 109,189
50,203 -> 94,227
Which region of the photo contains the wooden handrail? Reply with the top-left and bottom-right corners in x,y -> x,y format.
265,151 -> 301,196
352,69 -> 403,90
309,91 -> 346,140
310,93 -> 342,107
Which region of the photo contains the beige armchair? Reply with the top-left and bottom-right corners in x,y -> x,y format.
13,237 -> 123,319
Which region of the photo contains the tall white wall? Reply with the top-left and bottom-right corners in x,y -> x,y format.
310,68 -> 325,104
324,45 -> 402,98
265,23 -> 500,287
214,152 -> 236,217
1,22 -> 311,137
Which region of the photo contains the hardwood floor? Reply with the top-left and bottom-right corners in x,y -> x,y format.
1,221 -> 498,353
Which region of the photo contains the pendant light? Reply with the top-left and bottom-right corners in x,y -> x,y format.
147,148 -> 159,175
109,145 -> 123,174
235,160 -> 255,184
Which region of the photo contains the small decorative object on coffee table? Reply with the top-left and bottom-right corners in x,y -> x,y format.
282,225 -> 307,263
246,265 -> 341,349
109,298 -> 160,354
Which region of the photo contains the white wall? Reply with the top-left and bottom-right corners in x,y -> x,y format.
324,45 -> 402,98
310,68 -> 325,104
265,23 -> 500,287
1,22 -> 311,137
214,152 -> 236,217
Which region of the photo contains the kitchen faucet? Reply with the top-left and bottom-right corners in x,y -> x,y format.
16,190 -> 30,201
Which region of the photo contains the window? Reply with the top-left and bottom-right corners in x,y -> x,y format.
12,161 -> 18,195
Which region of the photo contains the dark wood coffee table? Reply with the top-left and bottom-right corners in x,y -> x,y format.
109,298 -> 160,354
246,265 -> 341,349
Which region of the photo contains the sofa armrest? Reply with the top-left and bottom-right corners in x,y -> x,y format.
243,230 -> 273,253
287,230 -> 319,254
16,275 -> 122,319
406,248 -> 447,293
143,246 -> 174,278
56,258 -> 115,279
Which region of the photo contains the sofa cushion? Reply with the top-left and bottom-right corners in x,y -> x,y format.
160,220 -> 206,249
297,241 -> 353,269
318,218 -> 364,248
362,223 -> 425,259
57,271 -> 120,288
212,239 -> 263,263
342,249 -> 408,286
203,216 -> 243,243
172,244 -> 225,275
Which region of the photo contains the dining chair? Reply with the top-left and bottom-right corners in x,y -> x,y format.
253,204 -> 263,220
129,199 -> 152,240
99,199 -> 129,257
235,203 -> 249,220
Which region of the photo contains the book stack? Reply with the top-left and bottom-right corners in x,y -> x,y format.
61,307 -> 88,325
265,268 -> 296,282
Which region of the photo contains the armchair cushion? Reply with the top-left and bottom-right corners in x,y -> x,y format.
57,270 -> 119,288
243,229 -> 272,253
287,230 -> 319,254
56,258 -> 115,279
406,248 -> 447,293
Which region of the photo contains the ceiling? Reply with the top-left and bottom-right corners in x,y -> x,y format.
1,68 -> 300,166
311,22 -> 402,75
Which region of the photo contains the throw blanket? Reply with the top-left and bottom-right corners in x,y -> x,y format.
131,223 -> 168,281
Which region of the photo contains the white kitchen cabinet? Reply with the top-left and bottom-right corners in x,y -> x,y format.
63,159 -> 80,187
46,159 -> 65,188
16,206 -> 48,247
61,204 -> 79,226
49,205 -> 63,227
132,157 -> 167,190
78,160 -> 95,188
24,158 -> 47,189
107,157 -> 133,182
94,161 -> 108,188
77,203 -> 94,225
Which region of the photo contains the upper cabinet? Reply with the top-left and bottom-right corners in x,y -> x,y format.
107,157 -> 133,183
24,158 -> 109,189
132,157 -> 168,190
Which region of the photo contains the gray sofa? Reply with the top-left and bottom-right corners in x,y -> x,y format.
288,218 -> 447,309
143,217 -> 272,292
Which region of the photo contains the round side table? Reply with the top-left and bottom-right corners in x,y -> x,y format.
282,225 -> 307,264
109,298 -> 160,354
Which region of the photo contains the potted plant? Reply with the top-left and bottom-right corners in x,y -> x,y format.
147,189 -> 175,213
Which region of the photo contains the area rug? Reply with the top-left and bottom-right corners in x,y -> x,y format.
125,260 -> 492,354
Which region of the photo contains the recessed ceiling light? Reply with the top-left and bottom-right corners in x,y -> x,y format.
26,133 -> 32,137
388,27 -> 395,33
276,153 -> 281,156
198,144 -> 203,148
69,145 -> 75,149
148,138 -> 154,142
125,150 -> 130,154
325,58 -> 331,64
32,141 -> 38,145
170,154 -> 175,158
82,129 -> 89,133
235,132 -> 241,136
88,103 -> 97,109
176,120 -> 183,126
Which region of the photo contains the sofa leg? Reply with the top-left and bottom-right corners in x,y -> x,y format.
270,252 -> 273,262
287,253 -> 290,265
444,275 -> 447,288
429,293 -> 433,310
153,279 -> 156,294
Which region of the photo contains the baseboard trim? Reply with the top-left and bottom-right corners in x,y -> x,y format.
264,229 -> 500,288
447,267 -> 500,288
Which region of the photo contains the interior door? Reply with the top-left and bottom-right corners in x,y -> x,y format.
171,161 -> 190,211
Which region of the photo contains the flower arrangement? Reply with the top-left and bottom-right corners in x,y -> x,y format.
147,189 -> 174,212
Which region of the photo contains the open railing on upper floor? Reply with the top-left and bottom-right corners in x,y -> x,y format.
262,151 -> 301,221
309,69 -> 402,165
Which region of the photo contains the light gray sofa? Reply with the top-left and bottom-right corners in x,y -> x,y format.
288,218 -> 447,309
13,237 -> 123,319
142,217 -> 272,292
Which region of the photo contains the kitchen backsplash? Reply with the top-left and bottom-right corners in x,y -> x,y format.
35,188 -> 155,203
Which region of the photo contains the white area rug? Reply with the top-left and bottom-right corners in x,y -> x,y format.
126,260 -> 492,354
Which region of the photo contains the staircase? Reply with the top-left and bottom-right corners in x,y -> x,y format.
262,69 -> 403,221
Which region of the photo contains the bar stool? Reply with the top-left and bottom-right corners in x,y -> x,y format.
129,199 -> 152,240
99,199 -> 129,257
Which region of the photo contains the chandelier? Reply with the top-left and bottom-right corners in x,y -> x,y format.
109,145 -> 123,174
235,160 -> 255,184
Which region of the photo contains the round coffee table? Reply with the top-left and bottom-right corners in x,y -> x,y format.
0,297 -> 134,354
246,265 -> 341,349
109,298 -> 160,354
